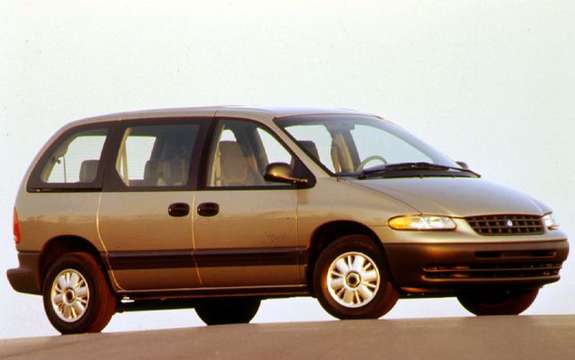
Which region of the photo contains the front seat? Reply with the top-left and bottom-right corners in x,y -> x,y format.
218,141 -> 261,186
297,140 -> 320,161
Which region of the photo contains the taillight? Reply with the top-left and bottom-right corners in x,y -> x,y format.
13,208 -> 21,245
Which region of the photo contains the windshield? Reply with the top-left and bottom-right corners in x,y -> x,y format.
275,114 -> 461,177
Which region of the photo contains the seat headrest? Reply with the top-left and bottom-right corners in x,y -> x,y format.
79,160 -> 99,183
298,140 -> 320,160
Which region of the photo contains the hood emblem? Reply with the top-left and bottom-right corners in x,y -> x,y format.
505,219 -> 514,228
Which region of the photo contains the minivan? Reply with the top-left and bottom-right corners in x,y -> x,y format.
8,106 -> 569,334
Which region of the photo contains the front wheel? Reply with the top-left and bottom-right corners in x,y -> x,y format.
457,288 -> 539,316
313,235 -> 399,319
195,298 -> 260,325
42,252 -> 116,334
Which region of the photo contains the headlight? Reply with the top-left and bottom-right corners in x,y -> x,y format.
542,213 -> 559,230
388,215 -> 456,231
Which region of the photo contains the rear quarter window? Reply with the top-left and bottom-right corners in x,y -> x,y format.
28,126 -> 110,191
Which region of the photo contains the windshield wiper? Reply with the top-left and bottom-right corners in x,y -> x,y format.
357,162 -> 480,179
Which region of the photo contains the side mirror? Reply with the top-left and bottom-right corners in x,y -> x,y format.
264,162 -> 308,185
456,161 -> 469,170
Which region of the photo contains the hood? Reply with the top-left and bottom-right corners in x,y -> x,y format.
350,177 -> 549,217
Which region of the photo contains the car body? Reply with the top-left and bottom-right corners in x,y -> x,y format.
7,106 -> 569,333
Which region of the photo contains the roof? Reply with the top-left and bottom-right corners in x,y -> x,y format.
67,106 -> 372,127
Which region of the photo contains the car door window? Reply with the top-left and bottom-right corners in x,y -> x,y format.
115,124 -> 200,187
280,124 -> 335,172
207,120 -> 294,187
257,128 -> 292,164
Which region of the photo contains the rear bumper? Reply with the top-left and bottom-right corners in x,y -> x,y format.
7,252 -> 41,295
384,239 -> 569,295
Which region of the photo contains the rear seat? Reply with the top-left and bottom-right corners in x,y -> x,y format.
144,159 -> 188,186
79,160 -> 99,183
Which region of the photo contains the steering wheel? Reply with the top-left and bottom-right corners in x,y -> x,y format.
355,155 -> 388,172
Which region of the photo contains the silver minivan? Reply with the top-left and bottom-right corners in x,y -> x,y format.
8,106 -> 569,334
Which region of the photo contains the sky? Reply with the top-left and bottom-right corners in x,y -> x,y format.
1,0 -> 574,339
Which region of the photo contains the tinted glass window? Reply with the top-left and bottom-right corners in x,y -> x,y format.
115,124 -> 200,187
207,120 -> 294,187
40,128 -> 108,184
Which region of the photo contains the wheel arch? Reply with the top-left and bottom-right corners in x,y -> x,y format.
39,235 -> 112,291
306,220 -> 394,293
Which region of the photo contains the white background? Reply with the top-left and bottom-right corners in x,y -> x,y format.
1,1 -> 573,339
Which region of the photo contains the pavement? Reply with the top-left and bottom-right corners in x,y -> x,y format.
1,315 -> 574,360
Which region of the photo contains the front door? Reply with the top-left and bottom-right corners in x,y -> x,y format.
98,121 -> 206,291
194,118 -> 304,287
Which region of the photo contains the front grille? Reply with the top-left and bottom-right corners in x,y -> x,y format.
423,262 -> 562,280
466,214 -> 544,236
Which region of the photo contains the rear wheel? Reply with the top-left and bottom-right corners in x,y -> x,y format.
313,235 -> 399,319
195,298 -> 260,325
42,252 -> 116,334
457,288 -> 539,316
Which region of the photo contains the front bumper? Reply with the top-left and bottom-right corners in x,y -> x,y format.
384,239 -> 569,296
7,252 -> 41,295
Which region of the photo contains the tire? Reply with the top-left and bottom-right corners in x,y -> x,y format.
457,288 -> 539,316
195,298 -> 260,325
313,235 -> 399,319
42,252 -> 116,334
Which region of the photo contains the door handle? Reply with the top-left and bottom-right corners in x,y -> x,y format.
197,202 -> 219,217
168,203 -> 190,217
